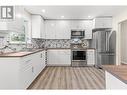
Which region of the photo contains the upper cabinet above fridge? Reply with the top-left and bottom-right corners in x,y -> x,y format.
92,17 -> 112,29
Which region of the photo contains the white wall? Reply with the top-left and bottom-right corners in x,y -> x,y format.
120,20 -> 127,64
112,8 -> 127,65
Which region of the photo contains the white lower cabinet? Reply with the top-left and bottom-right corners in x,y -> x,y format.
47,49 -> 71,66
106,71 -> 127,89
87,49 -> 95,66
20,54 -> 33,89
0,50 -> 46,89
33,51 -> 46,79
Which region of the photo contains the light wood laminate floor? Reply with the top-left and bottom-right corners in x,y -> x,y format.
28,66 -> 105,89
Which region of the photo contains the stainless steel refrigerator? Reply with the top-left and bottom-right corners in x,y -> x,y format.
91,28 -> 116,67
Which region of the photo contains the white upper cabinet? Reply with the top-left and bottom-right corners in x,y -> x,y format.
70,20 -> 93,39
45,20 -> 56,39
55,21 -> 71,39
79,21 -> 93,39
93,17 -> 112,28
45,20 -> 93,39
32,15 -> 45,38
41,17 -> 45,39
45,20 -> 71,39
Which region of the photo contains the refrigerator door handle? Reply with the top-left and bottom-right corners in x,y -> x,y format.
107,34 -> 110,51
106,31 -> 110,52
105,32 -> 108,52
107,32 -> 109,52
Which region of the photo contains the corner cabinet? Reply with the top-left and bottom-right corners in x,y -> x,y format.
32,15 -> 45,38
0,50 -> 46,89
87,49 -> 95,66
47,49 -> 71,66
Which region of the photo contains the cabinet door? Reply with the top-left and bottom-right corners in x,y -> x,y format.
87,50 -> 95,65
45,21 -> 56,39
32,52 -> 42,78
40,17 -> 45,39
21,65 -> 33,89
55,21 -> 71,39
93,18 -> 112,28
47,49 -> 71,66
80,21 -> 93,39
85,33 -> 92,39
70,21 -> 78,29
47,50 -> 57,65
32,15 -> 41,38
40,51 -> 46,69
70,20 -> 93,39
58,50 -> 71,65
20,55 -> 33,89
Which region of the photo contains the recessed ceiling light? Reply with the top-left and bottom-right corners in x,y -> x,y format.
42,9 -> 46,13
88,16 -> 91,18
61,16 -> 64,18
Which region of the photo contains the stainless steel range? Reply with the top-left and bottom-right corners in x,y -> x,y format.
71,48 -> 87,66
71,40 -> 88,66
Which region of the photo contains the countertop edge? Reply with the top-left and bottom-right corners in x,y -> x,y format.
0,49 -> 45,57
102,66 -> 127,84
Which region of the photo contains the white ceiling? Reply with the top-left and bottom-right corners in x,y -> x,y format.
24,6 -> 127,19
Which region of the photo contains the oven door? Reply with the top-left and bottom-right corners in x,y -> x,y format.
72,50 -> 86,61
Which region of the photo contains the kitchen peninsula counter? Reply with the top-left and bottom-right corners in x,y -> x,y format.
102,65 -> 127,89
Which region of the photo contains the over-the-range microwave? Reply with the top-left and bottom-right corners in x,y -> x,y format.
71,30 -> 85,38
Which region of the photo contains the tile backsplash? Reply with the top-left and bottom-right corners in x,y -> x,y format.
0,35 -> 89,50
0,36 -> 71,51
45,39 -> 70,48
0,37 -> 4,48
31,38 -> 45,48
32,39 -> 71,48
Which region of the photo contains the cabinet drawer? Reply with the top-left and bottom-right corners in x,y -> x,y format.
20,60 -> 32,71
20,55 -> 33,70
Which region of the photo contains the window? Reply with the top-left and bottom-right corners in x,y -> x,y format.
9,20 -> 28,44
9,32 -> 26,44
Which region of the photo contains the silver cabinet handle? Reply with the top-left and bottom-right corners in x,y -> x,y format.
40,53 -> 42,58
32,67 -> 34,73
